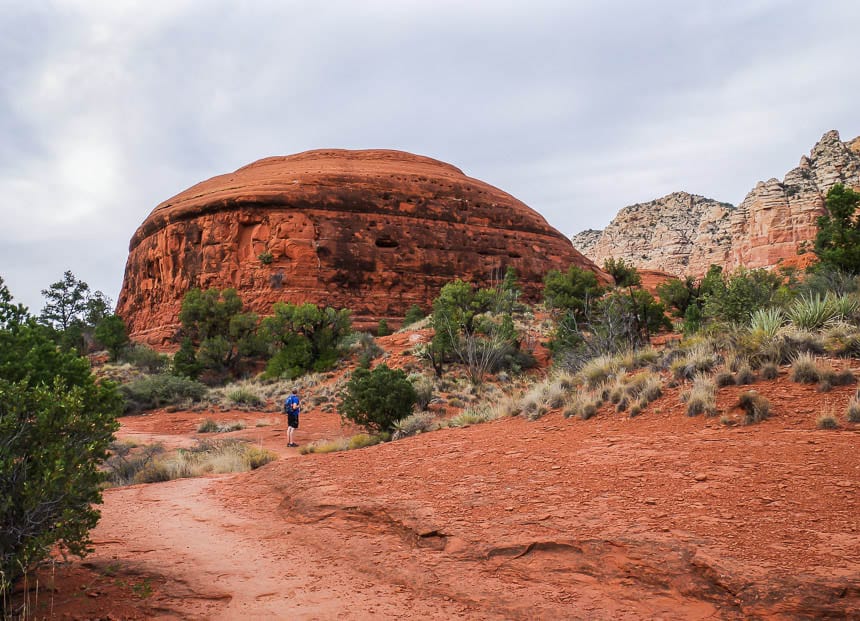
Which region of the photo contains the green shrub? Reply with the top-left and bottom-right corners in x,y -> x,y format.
227,387 -> 263,407
340,364 -> 417,433
258,251 -> 274,265
121,343 -> 169,373
739,391 -> 770,425
402,305 -> 425,327
0,306 -> 122,594
377,318 -> 390,337
120,373 -> 207,413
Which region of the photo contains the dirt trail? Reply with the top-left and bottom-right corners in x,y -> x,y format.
33,371 -> 860,619
90,474 -> 465,620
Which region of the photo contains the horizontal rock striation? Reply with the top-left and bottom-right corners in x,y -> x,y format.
574,130 -> 860,277
118,149 -> 604,345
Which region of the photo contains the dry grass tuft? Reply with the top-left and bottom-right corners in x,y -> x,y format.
683,374 -> 717,417
738,391 -> 770,425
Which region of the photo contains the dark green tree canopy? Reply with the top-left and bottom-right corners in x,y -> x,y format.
542,266 -> 604,318
339,364 -> 416,433
39,270 -> 90,331
0,279 -> 120,594
814,184 -> 860,274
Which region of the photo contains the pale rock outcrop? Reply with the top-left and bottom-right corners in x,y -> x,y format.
575,130 -> 860,277
572,192 -> 733,275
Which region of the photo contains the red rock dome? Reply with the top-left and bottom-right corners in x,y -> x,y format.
117,149 -> 604,345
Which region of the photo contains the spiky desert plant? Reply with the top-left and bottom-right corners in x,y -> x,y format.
749,307 -> 785,339
790,352 -> 821,384
738,391 -> 770,425
787,294 -> 839,331
828,293 -> 860,322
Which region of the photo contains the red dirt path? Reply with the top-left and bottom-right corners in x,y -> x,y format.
21,369 -> 860,620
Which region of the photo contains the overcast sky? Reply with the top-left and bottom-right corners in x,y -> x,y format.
2,0 -> 859,313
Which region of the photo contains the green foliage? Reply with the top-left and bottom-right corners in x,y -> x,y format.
702,267 -> 788,324
402,304 -> 426,327
261,303 -> 351,378
429,279 -> 524,383
542,266 -> 604,318
786,294 -> 841,330
120,343 -> 169,374
172,337 -> 202,379
179,288 -> 263,374
258,251 -> 274,265
119,373 -> 207,413
814,184 -> 860,273
656,277 -> 697,317
339,364 -> 417,433
39,270 -> 90,332
603,258 -> 641,288
0,276 -> 29,329
0,281 -> 121,595
94,314 -> 129,361
377,318 -> 390,337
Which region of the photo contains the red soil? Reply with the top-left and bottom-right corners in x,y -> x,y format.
17,366 -> 860,620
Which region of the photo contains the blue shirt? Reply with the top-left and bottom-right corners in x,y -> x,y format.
285,394 -> 300,415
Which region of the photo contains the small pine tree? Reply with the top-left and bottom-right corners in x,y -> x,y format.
340,364 -> 416,433
377,318 -> 390,337
402,305 -> 425,327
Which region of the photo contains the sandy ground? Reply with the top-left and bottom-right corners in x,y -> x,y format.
16,366 -> 860,620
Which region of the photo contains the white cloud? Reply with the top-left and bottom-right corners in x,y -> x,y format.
1,0 -> 859,311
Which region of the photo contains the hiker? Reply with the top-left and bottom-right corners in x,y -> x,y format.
284,388 -> 301,447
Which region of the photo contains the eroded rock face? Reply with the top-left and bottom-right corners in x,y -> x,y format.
572,192 -> 734,275
118,149 -> 603,345
574,130 -> 860,277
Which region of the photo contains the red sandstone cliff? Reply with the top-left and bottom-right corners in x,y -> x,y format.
118,149 -> 605,345
573,130 -> 860,277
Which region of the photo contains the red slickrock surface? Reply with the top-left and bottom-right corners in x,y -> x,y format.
118,149 -> 604,345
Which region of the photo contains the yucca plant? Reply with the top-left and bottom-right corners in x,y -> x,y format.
749,307 -> 785,339
787,294 -> 839,331
828,293 -> 860,322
